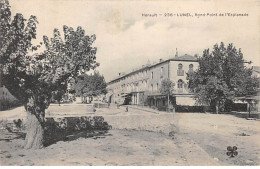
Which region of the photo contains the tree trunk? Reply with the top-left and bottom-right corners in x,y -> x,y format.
24,111 -> 44,149
248,102 -> 251,118
216,105 -> 219,114
167,94 -> 169,112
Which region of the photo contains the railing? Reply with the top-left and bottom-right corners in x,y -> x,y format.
188,69 -> 194,74
177,69 -> 184,76
175,87 -> 190,94
176,88 -> 184,93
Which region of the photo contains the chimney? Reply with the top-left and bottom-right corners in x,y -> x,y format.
147,60 -> 151,66
118,72 -> 121,76
159,59 -> 163,62
175,48 -> 178,58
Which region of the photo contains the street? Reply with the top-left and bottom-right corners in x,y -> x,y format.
0,104 -> 259,165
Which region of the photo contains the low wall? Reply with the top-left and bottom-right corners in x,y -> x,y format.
0,116 -> 112,133
94,103 -> 109,108
175,105 -> 207,113
227,111 -> 260,119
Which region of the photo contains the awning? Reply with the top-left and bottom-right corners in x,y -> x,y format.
244,96 -> 260,101
120,93 -> 131,97
235,95 -> 260,101
147,94 -> 167,99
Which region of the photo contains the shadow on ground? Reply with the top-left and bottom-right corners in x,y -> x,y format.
0,128 -> 112,148
0,130 -> 26,142
43,116 -> 112,147
43,130 -> 112,147
0,116 -> 112,148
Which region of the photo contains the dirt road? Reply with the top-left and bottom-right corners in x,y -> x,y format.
0,105 -> 259,165
0,129 -> 220,166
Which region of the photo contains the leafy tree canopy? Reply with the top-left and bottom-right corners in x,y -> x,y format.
159,78 -> 175,95
75,71 -> 107,97
188,42 -> 259,113
0,0 -> 99,148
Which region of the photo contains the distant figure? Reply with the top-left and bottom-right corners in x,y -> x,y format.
248,102 -> 251,118
125,106 -> 128,112
168,104 -> 174,112
117,104 -> 119,109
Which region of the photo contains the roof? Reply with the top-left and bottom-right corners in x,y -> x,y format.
252,66 -> 260,74
107,54 -> 198,84
173,54 -> 198,61
235,94 -> 260,101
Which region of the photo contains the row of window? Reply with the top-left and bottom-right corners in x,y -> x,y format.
150,64 -> 194,79
150,83 -> 159,92
149,79 -> 185,92
111,63 -> 194,90
125,70 -> 148,81
178,64 -> 194,76
113,78 -> 186,93
151,67 -> 164,79
113,80 -> 149,92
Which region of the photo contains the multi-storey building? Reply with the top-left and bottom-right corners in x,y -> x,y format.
106,53 -> 199,110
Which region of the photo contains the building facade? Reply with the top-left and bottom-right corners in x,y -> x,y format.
106,54 -> 199,110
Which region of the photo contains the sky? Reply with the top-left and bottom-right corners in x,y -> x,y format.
9,0 -> 260,82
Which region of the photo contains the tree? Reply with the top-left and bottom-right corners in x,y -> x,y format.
52,77 -> 76,105
159,78 -> 175,112
188,42 -> 258,114
52,87 -> 66,106
75,72 -> 107,102
0,0 -> 99,149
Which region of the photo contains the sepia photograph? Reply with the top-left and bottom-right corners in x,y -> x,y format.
0,0 -> 259,166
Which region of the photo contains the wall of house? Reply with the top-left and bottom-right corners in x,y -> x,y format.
169,60 -> 199,93
106,58 -> 199,106
176,95 -> 197,106
147,61 -> 169,93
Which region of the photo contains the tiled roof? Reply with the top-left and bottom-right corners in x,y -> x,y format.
173,54 -> 198,61
252,66 -> 260,73
108,54 -> 198,84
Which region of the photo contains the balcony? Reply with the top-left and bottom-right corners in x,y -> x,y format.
188,69 -> 194,74
176,88 -> 184,93
175,86 -> 191,94
177,69 -> 184,76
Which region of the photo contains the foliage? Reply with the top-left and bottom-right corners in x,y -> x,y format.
1,0 -> 98,116
0,98 -> 21,110
175,105 -> 206,113
75,72 -> 107,97
45,116 -> 111,131
188,42 -> 259,112
52,88 -> 66,105
0,118 -> 25,132
44,116 -> 111,146
0,0 -> 99,148
159,78 -> 175,95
